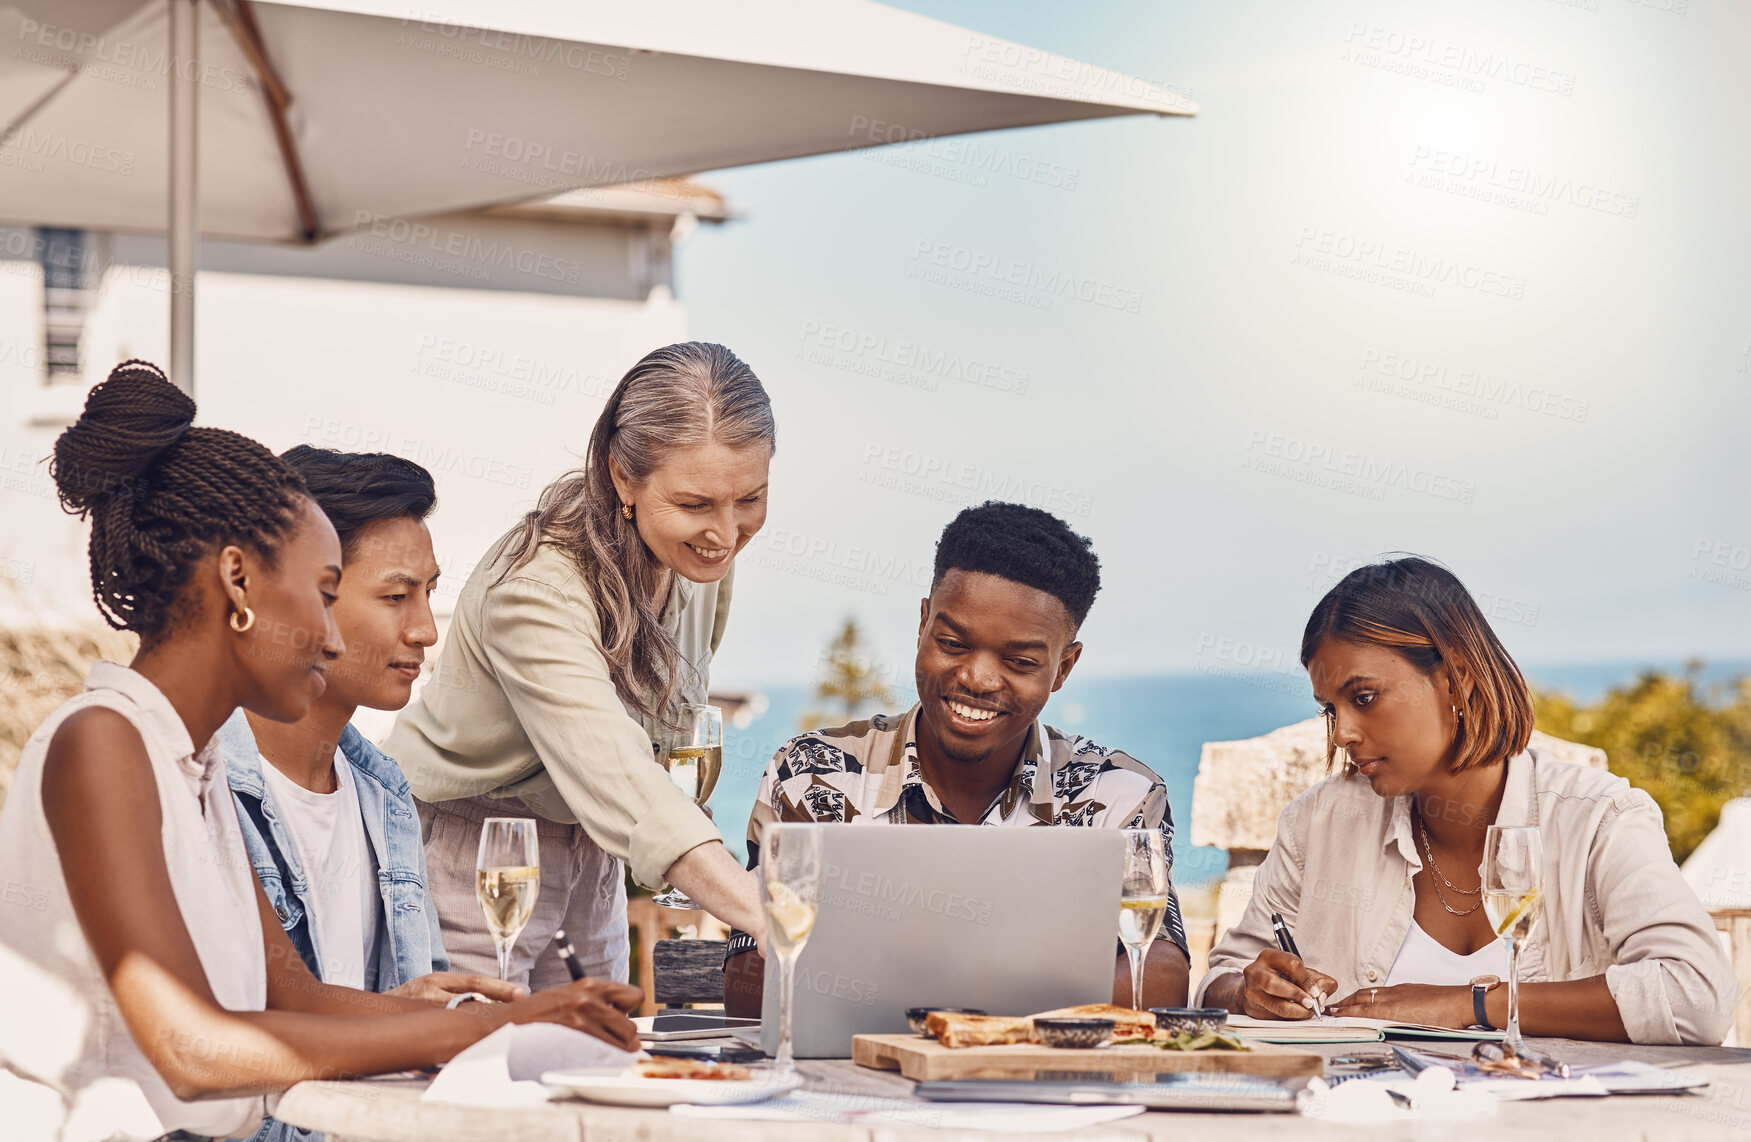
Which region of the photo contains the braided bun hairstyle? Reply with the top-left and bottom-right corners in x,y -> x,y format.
51,360 -> 309,641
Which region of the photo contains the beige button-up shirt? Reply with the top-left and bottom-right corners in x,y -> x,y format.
1196,750 -> 1738,1045
388,537 -> 729,888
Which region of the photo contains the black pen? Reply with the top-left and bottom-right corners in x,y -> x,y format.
1270,912 -> 1301,959
555,928 -> 587,982
1270,912 -> 1326,1018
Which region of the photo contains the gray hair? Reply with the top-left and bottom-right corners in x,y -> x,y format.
496,342 -> 775,722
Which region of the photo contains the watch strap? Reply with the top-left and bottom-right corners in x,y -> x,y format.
1471,983 -> 1495,1030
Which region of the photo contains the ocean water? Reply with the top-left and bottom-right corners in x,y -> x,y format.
710,659 -> 1751,883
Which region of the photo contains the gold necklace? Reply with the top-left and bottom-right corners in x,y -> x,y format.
1415,809 -> 1484,917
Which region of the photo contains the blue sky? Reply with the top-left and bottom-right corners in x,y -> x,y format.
679,0 -> 1750,688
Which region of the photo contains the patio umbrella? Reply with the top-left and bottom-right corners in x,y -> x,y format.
0,0 -> 1196,390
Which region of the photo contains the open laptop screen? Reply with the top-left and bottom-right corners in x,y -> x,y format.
760,824 -> 1125,1058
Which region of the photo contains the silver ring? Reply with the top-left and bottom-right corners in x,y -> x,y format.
1370,988 -> 1378,1003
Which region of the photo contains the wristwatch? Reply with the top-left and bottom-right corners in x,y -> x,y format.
1469,975 -> 1502,1030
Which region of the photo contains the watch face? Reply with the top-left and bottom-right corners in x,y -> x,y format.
1470,974 -> 1501,988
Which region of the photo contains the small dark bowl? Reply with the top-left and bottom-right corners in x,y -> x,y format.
1149,1007 -> 1229,1035
1032,1017 -> 1115,1049
905,1006 -> 987,1036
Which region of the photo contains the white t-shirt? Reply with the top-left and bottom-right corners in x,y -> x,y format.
260,750 -> 383,990
1384,919 -> 1508,987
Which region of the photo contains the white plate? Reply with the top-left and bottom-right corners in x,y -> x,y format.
542,1068 -> 803,1108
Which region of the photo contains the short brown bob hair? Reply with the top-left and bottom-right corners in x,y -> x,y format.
1301,556 -> 1534,773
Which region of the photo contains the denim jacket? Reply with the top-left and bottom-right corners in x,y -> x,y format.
221,710 -> 450,988
222,712 -> 450,1142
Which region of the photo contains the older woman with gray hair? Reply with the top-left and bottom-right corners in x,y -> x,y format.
388,342 -> 773,986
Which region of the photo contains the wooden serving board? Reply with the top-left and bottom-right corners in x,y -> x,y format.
852,1034 -> 1324,1082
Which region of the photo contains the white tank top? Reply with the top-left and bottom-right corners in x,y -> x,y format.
1385,919 -> 1509,986
0,662 -> 267,1141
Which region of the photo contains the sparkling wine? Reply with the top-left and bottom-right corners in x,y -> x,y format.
763,881 -> 818,957
659,745 -> 724,806
477,865 -> 541,943
1119,895 -> 1168,948
1484,889 -> 1542,941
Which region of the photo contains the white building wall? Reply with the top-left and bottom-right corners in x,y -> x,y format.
0,220 -> 690,633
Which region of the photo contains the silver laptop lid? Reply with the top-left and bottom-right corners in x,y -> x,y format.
760,824 -> 1124,1058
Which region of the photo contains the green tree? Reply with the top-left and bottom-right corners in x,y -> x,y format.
800,618 -> 896,730
1533,664 -> 1751,864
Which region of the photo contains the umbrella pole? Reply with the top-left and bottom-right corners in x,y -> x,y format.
168,0 -> 199,395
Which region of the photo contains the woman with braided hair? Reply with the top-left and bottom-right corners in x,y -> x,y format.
0,361 -> 641,1142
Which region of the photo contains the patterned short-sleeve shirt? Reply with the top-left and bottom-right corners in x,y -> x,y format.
734,705 -> 1188,955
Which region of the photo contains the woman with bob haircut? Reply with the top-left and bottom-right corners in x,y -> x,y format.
0,363 -> 640,1142
1197,556 -> 1736,1045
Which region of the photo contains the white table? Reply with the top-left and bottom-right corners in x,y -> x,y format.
276,1038 -> 1751,1141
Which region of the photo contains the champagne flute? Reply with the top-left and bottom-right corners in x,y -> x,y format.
1483,824 -> 1544,1059
476,818 -> 541,983
1119,828 -> 1170,1010
760,822 -> 823,1080
653,704 -> 724,909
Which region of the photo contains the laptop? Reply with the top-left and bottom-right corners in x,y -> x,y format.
760,825 -> 1125,1058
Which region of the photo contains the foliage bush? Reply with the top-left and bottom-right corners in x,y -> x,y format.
1534,664 -> 1751,864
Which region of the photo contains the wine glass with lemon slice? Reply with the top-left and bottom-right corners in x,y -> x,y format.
760,822 -> 823,1079
476,818 -> 541,983
1483,824 -> 1543,1059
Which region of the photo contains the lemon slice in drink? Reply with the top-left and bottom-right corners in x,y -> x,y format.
765,882 -> 816,943
1498,889 -> 1541,936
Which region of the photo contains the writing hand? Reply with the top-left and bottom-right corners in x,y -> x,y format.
1237,948 -> 1340,1020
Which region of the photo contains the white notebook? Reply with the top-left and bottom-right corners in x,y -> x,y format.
1227,1015 -> 1505,1043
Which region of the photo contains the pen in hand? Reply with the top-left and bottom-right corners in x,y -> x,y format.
555,928 -> 588,982
1270,911 -> 1328,1019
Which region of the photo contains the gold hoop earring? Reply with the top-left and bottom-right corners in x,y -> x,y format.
621,503 -> 634,520
229,606 -> 256,633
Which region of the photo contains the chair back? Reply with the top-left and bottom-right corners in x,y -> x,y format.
652,938 -> 727,1007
